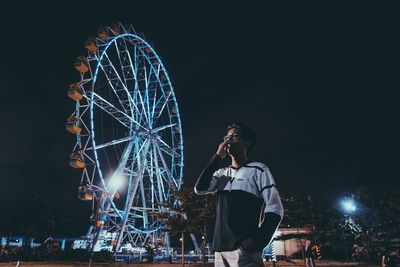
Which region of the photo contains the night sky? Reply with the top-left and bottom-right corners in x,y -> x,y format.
1,2 -> 399,235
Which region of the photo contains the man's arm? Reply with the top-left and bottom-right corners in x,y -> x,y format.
253,212 -> 281,250
194,154 -> 222,195
194,140 -> 228,195
241,212 -> 281,252
244,166 -> 284,251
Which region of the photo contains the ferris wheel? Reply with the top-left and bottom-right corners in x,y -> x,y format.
66,23 -> 184,251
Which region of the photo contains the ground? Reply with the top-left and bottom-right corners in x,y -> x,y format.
0,260 -> 381,267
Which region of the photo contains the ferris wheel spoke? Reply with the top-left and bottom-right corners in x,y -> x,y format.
114,37 -> 149,129
144,66 -> 153,126
152,123 -> 176,133
87,92 -> 147,131
130,97 -> 146,128
151,91 -> 172,127
133,57 -> 152,127
146,64 -> 161,116
128,45 -> 151,128
86,135 -> 138,151
96,56 -> 130,116
100,51 -> 137,115
132,57 -> 150,126
152,140 -> 178,189
115,38 -> 136,95
152,145 -> 167,202
114,43 -> 147,129
122,138 -> 147,177
156,137 -> 180,158
151,85 -> 158,126
138,153 -> 151,224
147,148 -> 157,208
135,88 -> 151,127
150,64 -> 161,125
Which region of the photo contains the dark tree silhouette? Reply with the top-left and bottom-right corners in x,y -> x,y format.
150,186 -> 214,266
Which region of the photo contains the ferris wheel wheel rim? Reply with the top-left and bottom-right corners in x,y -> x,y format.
81,32 -> 184,197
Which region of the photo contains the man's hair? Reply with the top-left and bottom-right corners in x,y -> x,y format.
226,122 -> 257,154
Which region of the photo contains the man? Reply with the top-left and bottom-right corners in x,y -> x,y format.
195,123 -> 284,267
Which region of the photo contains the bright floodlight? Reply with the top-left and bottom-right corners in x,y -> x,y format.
108,175 -> 124,190
341,199 -> 357,213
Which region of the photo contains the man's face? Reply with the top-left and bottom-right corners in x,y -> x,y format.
224,128 -> 247,157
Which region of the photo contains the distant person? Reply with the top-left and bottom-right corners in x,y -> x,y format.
382,250 -> 400,267
195,122 -> 284,267
304,240 -> 315,267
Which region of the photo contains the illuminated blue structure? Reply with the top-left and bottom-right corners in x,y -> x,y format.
67,23 -> 185,253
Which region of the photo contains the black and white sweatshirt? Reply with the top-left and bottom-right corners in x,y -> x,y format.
194,154 -> 284,252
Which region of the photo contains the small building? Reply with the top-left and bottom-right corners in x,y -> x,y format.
273,227 -> 311,258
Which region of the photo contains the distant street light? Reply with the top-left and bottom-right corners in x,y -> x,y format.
341,198 -> 357,213
338,196 -> 361,261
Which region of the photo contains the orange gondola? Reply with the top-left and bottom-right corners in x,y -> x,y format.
74,56 -> 89,73
97,25 -> 108,40
69,151 -> 85,169
85,37 -> 98,53
78,185 -> 94,201
66,117 -> 81,134
67,83 -> 83,101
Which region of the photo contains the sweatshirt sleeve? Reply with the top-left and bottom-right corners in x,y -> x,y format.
257,166 -> 284,218
194,154 -> 222,195
254,165 -> 284,249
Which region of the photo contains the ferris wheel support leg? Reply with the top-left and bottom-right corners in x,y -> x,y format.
139,176 -> 148,229
165,232 -> 171,257
153,141 -> 198,254
190,233 -> 201,256
114,141 -> 150,252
